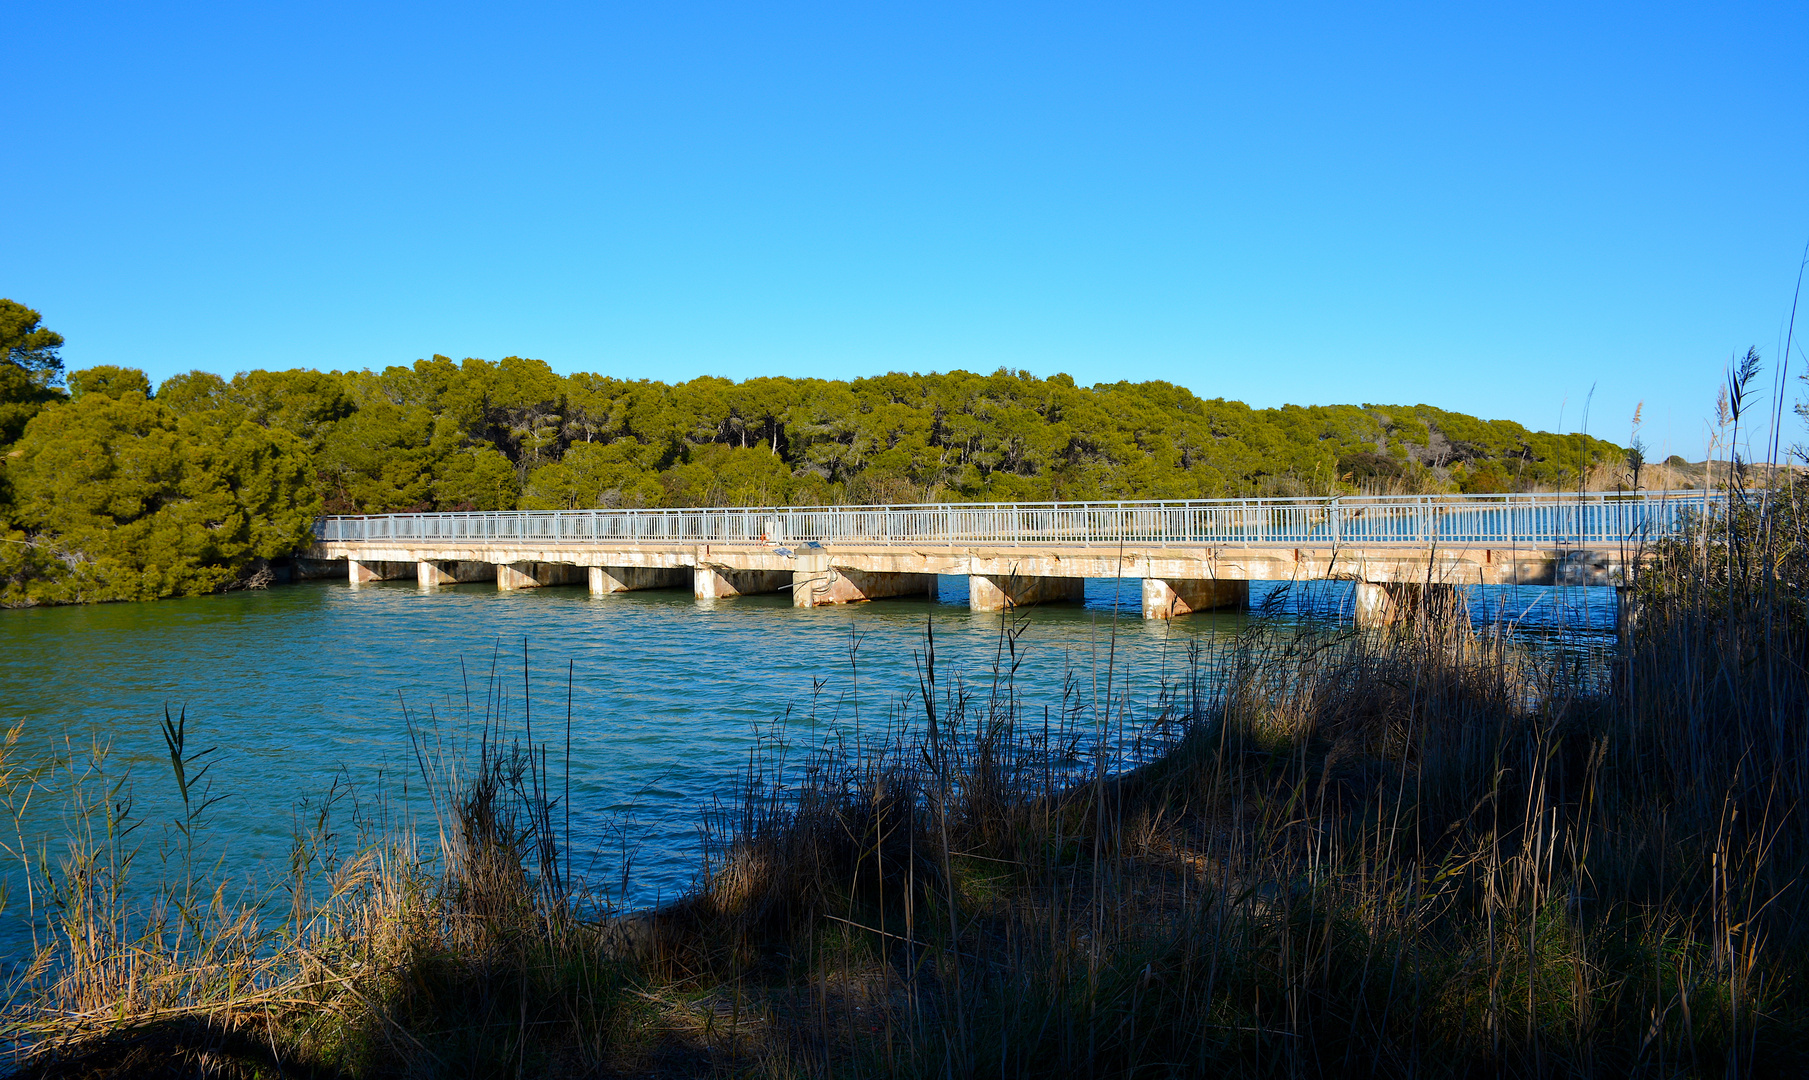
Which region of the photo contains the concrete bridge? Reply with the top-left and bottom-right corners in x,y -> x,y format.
306,492 -> 1714,627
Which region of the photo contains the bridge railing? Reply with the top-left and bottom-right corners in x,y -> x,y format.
314,491 -> 1721,549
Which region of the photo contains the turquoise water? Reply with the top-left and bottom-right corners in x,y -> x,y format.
0,576 -> 1618,954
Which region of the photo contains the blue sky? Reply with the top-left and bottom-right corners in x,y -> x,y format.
8,2 -> 1806,459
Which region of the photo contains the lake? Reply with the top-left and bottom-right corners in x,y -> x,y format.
0,575 -> 1617,953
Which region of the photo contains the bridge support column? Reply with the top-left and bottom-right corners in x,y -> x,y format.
1353,583 -> 1464,628
418,560 -> 496,587
589,566 -> 687,594
793,563 -> 937,608
496,563 -> 538,590
496,562 -> 582,591
348,559 -> 411,585
1141,578 -> 1248,619
695,566 -> 793,600
969,574 -> 1085,612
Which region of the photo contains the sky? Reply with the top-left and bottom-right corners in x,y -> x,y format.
7,2 -> 1807,460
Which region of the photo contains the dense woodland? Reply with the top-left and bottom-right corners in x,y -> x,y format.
2,299 -> 1629,604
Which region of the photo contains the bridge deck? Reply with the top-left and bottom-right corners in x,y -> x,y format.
306,493 -> 1712,622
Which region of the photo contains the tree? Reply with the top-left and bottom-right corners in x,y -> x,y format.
0,299 -> 64,386
0,300 -> 67,450
2,368 -> 320,604
227,369 -> 355,448
68,365 -> 153,400
522,440 -> 663,510
158,370 -> 232,416
435,446 -> 521,510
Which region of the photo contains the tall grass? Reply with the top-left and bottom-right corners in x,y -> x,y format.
4,483 -> 1807,1077
0,658 -> 651,1077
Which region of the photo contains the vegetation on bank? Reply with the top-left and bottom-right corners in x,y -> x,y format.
0,304 -> 319,605
3,479 -> 1806,1078
1,297 -> 1637,605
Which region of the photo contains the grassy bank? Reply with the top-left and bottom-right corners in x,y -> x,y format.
3,489 -> 1807,1078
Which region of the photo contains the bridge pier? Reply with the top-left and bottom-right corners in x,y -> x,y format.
590,566 -> 688,595
417,560 -> 496,587
496,562 -> 583,591
348,559 -> 412,585
695,566 -> 793,600
1141,577 -> 1249,619
969,574 -> 1085,612
1354,582 -> 1421,627
1352,582 -> 1466,627
793,564 -> 937,608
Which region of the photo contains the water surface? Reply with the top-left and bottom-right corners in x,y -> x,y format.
0,575 -> 1617,952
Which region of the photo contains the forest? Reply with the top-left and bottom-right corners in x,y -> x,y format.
1,299 -> 1628,604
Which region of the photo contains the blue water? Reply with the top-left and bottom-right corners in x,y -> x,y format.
0,576 -> 1618,955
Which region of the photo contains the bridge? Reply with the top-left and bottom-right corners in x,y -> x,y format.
306,491 -> 1715,627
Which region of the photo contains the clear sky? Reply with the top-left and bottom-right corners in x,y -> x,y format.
8,2 -> 1806,459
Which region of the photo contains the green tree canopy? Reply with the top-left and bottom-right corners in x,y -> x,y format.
0,299 -> 64,387
67,365 -> 153,400
0,300 -> 68,451
2,369 -> 320,604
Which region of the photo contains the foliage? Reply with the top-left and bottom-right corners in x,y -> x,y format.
273,358 -> 1628,514
0,370 -> 320,604
0,300 -> 67,451
0,299 -> 64,386
66,364 -> 152,401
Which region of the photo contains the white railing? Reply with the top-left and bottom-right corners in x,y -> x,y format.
313,492 -> 1720,549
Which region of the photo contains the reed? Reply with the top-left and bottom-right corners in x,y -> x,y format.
5,480 -> 1807,1077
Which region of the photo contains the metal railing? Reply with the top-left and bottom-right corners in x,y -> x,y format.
313,491 -> 1721,549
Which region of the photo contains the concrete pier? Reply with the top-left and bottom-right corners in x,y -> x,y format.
1352,582 -> 1465,628
792,562 -> 938,608
1354,582 -> 1414,627
1141,578 -> 1249,619
496,562 -> 584,590
589,566 -> 688,595
417,560 -> 496,587
695,566 -> 793,600
348,559 -> 413,585
969,573 -> 1085,612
